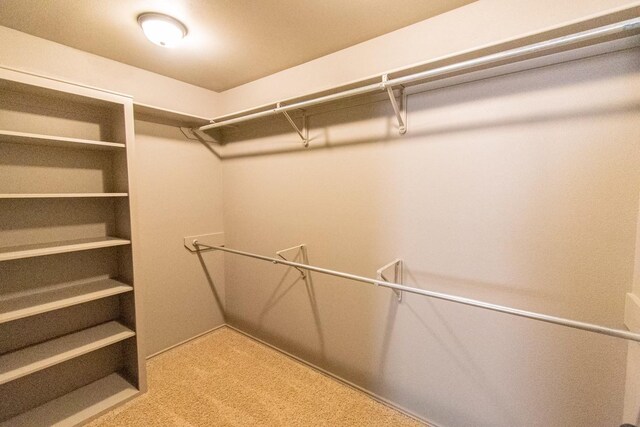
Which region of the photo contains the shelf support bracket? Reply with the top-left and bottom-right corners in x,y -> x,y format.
277,103 -> 309,147
382,74 -> 407,135
376,258 -> 404,302
276,244 -> 308,280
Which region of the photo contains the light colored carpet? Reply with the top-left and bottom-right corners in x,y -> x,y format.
89,327 -> 424,426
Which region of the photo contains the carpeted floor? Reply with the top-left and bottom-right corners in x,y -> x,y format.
89,326 -> 423,426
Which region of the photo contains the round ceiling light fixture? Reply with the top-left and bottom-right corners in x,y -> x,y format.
137,12 -> 187,48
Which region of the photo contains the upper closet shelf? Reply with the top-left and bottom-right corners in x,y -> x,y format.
0,237 -> 131,262
0,193 -> 128,199
0,130 -> 125,150
133,102 -> 210,128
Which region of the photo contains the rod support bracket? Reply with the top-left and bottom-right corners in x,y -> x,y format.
377,258 -> 404,302
276,244 -> 309,280
382,74 -> 407,135
184,232 -> 225,252
277,103 -> 309,147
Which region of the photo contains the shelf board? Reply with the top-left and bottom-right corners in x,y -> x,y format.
0,193 -> 128,199
0,237 -> 131,262
133,102 -> 211,127
0,373 -> 139,427
0,321 -> 135,385
0,279 -> 133,324
0,130 -> 125,150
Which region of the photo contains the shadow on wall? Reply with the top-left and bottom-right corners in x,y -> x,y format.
196,251 -> 226,322
258,247 -> 326,361
404,300 -> 518,425
196,99 -> 639,161
370,266 -> 520,425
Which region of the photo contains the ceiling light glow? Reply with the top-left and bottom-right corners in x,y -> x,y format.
138,13 -> 187,48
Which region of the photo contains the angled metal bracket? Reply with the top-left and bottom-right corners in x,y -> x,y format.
376,258 -> 404,302
382,74 -> 407,135
276,244 -> 309,280
185,232 -> 225,252
277,103 -> 309,147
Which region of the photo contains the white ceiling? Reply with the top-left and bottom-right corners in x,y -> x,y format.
0,0 -> 475,92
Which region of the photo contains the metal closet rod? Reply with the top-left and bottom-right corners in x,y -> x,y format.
193,241 -> 640,343
199,17 -> 640,132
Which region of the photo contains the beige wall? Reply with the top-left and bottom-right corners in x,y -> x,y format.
218,2 -> 640,424
222,1 -> 639,425
133,121 -> 225,357
220,41 -> 640,427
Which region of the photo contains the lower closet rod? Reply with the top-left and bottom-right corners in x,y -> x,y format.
193,241 -> 640,343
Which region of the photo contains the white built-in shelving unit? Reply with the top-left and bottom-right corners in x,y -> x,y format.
0,67 -> 146,425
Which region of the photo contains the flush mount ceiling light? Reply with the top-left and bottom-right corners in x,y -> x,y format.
137,12 -> 187,48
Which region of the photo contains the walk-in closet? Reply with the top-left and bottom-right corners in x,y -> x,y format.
1,1 -> 640,426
